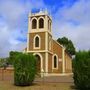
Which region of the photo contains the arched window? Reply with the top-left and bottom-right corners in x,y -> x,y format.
54,56 -> 57,68
39,18 -> 44,28
35,36 -> 39,47
32,19 -> 37,29
34,35 -> 41,49
53,55 -> 58,69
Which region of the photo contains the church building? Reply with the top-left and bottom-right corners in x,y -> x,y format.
25,10 -> 72,76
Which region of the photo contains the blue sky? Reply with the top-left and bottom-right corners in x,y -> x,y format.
0,0 -> 90,57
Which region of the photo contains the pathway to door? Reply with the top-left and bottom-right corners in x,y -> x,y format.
35,75 -> 73,83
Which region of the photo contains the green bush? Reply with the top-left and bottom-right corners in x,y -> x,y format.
14,53 -> 36,86
9,51 -> 21,65
0,58 -> 8,68
73,51 -> 90,90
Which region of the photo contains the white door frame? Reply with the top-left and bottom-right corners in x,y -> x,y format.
33,53 -> 43,72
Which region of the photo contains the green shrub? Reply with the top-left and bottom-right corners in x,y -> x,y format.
9,51 -> 21,65
0,58 -> 8,68
14,53 -> 36,86
73,51 -> 90,90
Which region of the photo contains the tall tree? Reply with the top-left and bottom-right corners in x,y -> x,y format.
57,37 -> 76,55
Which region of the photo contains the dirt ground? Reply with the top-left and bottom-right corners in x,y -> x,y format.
0,70 -> 75,90
0,80 -> 75,90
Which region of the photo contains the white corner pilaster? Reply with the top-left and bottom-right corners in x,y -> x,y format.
45,31 -> 48,75
62,47 -> 65,73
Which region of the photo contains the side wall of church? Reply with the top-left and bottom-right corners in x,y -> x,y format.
65,52 -> 72,73
51,40 -> 63,73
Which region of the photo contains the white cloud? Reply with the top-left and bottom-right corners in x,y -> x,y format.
0,0 -> 45,57
0,20 -> 26,57
52,0 -> 90,51
0,21 -> 11,57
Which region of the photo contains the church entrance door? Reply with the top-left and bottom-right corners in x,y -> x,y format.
35,55 -> 41,73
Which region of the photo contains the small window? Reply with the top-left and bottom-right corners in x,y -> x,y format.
32,19 -> 37,29
35,36 -> 39,47
53,55 -> 58,69
54,56 -> 57,68
39,18 -> 44,28
34,35 -> 41,49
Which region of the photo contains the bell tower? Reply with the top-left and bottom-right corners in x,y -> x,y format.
27,10 -> 52,75
27,10 -> 52,51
